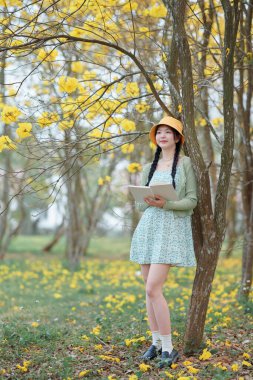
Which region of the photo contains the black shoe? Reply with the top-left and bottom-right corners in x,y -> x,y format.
139,344 -> 162,361
158,348 -> 180,369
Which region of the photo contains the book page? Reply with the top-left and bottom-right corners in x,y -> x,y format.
128,185 -> 153,202
150,183 -> 178,201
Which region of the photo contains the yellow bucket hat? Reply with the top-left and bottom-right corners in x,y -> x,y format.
149,116 -> 185,145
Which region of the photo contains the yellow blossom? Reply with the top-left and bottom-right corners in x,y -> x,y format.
231,363 -> 239,371
121,119 -> 136,132
242,352 -> 250,359
99,355 -> 120,363
16,360 -> 31,372
71,62 -> 84,73
171,363 -> 178,369
58,76 -> 79,93
121,143 -> 134,154
139,27 -> 150,38
16,123 -> 32,139
139,363 -> 151,372
83,70 -> 97,80
188,365 -> 199,374
69,28 -> 86,38
37,112 -> 59,128
53,293 -> 62,299
37,48 -> 58,62
58,120 -> 74,130
1,105 -> 21,124
81,335 -> 90,341
183,360 -> 192,365
98,178 -> 104,186
149,4 -> 167,17
78,369 -> 90,377
95,344 -> 103,350
122,1 -> 138,12
126,82 -> 140,97
31,321 -> 39,327
135,102 -> 150,113
127,162 -> 142,173
0,135 -> 16,152
199,348 -> 212,360
92,325 -> 101,335
242,360 -> 251,367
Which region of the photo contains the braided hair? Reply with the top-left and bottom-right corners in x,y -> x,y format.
145,129 -> 182,188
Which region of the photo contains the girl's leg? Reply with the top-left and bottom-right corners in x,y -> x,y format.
140,264 -> 159,331
145,264 -> 171,334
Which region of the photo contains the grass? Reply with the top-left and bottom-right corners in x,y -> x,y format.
7,234 -> 131,260
0,235 -> 252,379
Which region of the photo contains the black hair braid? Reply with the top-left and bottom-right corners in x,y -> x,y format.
171,139 -> 182,189
145,145 -> 162,186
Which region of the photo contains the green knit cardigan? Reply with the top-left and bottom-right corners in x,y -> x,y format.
135,155 -> 198,218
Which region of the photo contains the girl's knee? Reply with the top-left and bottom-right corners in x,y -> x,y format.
146,282 -> 162,299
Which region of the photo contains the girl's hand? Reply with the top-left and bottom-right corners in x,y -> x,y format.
144,194 -> 166,208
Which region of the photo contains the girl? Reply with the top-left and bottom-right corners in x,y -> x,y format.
129,115 -> 198,369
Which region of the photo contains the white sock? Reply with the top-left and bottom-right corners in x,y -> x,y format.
151,330 -> 162,349
160,333 -> 173,354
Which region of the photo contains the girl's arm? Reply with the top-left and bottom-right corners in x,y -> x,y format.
162,158 -> 198,211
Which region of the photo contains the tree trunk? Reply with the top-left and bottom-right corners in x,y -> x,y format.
164,0 -> 240,352
43,220 -> 65,253
236,0 -> 253,300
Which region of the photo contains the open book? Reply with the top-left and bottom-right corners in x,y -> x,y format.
128,182 -> 178,203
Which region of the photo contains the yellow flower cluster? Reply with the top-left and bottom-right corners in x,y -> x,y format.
78,369 -> 90,378
121,119 -> 136,132
0,135 -> 16,152
121,1 -> 138,12
121,143 -> 134,154
58,76 -> 79,93
199,348 -> 212,360
144,4 -> 167,18
89,128 -> 111,140
16,122 -> 32,139
92,325 -> 101,335
98,355 -> 120,363
1,105 -> 21,124
16,360 -> 31,372
125,336 -> 145,347
139,363 -> 151,372
126,82 -> 140,98
58,120 -> 74,131
135,102 -> 150,114
37,112 -> 59,128
71,62 -> 84,73
37,48 -> 58,62
98,176 -> 111,186
127,162 -> 142,173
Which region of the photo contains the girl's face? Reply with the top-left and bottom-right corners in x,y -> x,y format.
155,125 -> 179,149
